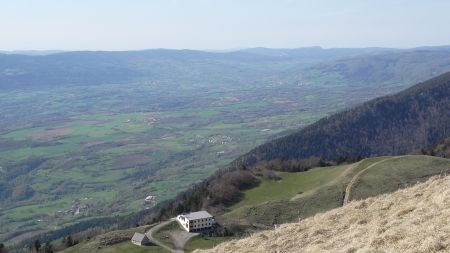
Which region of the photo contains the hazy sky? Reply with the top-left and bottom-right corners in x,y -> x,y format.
1,0 -> 450,51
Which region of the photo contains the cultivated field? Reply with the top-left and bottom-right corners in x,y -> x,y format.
0,81 -> 338,242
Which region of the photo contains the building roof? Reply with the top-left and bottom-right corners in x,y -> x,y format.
131,232 -> 148,242
183,211 -> 213,220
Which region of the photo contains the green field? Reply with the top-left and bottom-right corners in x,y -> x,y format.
63,241 -> 168,253
98,243 -> 168,253
184,236 -> 232,253
60,225 -> 169,253
0,80 -> 343,242
223,155 -> 450,229
350,155 -> 450,201
230,165 -> 348,210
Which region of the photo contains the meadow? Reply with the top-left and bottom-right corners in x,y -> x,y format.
223,155 -> 450,229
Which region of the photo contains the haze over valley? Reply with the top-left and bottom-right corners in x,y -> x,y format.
2,1 -> 450,252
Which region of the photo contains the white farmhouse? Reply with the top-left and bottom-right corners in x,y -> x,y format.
176,211 -> 215,232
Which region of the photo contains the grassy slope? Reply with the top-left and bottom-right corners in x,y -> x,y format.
61,155 -> 450,253
230,164 -> 348,210
184,236 -> 232,253
350,155 -> 450,201
222,155 -> 450,229
198,174 -> 450,253
63,241 -> 168,253
63,220 -> 231,253
60,225 -> 169,253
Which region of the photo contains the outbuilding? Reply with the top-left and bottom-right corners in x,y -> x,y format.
131,232 -> 150,246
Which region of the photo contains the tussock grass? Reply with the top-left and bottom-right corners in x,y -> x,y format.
198,175 -> 450,253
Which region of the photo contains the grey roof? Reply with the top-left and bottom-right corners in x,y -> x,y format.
183,211 -> 213,220
131,232 -> 147,242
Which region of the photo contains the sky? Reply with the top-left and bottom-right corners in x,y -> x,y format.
1,0 -> 450,51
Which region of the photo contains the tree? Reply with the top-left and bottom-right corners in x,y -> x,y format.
0,243 -> 8,253
43,242 -> 53,253
33,240 -> 41,253
64,236 -> 74,247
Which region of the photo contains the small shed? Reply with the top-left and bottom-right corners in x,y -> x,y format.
131,232 -> 150,246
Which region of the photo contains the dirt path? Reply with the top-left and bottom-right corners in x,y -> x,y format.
170,230 -> 199,252
291,161 -> 361,201
146,218 -> 199,253
342,156 -> 409,205
145,219 -> 175,252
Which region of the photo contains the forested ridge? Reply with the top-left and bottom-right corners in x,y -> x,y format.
236,70 -> 450,166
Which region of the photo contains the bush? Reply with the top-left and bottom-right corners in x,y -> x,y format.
208,171 -> 259,206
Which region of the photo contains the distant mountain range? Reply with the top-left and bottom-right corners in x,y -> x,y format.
238,46 -> 398,58
2,46 -> 450,91
0,50 -> 66,56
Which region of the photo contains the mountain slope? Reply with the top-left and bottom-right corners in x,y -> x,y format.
199,174 -> 450,253
55,156 -> 450,253
237,70 -> 450,166
300,49 -> 450,86
222,155 -> 450,229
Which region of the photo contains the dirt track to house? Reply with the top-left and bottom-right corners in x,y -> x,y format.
342,156 -> 409,205
146,219 -> 174,252
170,230 -> 198,252
146,218 -> 198,253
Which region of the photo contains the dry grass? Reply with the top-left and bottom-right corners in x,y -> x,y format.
198,175 -> 450,253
